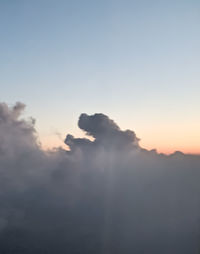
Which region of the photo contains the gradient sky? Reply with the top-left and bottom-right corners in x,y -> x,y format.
0,0 -> 200,154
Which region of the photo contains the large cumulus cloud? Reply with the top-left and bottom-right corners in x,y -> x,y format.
0,102 -> 200,253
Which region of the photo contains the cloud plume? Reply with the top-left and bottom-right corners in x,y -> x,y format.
0,102 -> 200,253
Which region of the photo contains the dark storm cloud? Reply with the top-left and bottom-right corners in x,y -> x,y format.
78,113 -> 140,148
0,102 -> 200,253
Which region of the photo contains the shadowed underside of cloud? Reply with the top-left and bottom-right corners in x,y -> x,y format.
0,102 -> 200,254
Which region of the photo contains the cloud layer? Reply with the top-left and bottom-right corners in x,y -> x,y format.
0,102 -> 200,253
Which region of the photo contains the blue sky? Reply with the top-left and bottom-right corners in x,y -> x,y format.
1,0 -> 200,153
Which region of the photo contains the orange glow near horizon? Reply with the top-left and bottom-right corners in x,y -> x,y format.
140,143 -> 200,155
39,132 -> 200,155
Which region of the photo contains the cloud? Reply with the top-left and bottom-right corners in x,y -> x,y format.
0,102 -> 200,253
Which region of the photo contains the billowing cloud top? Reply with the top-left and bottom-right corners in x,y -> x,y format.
0,102 -> 200,254
65,113 -> 140,151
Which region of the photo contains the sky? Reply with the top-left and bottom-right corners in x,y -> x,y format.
0,0 -> 200,154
